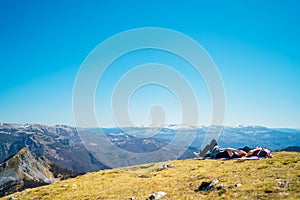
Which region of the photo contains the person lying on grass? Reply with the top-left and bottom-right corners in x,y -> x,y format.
209,145 -> 246,159
244,146 -> 273,158
194,143 -> 273,159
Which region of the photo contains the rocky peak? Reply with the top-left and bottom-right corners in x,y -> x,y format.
0,147 -> 55,197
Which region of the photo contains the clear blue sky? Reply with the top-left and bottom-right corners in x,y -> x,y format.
0,0 -> 299,128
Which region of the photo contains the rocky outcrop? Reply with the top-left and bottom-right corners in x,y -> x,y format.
0,147 -> 55,197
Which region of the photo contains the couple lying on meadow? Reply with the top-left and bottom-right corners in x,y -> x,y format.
194,139 -> 273,159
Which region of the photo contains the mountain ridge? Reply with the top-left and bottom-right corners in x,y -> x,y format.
0,147 -> 54,197
0,147 -> 82,197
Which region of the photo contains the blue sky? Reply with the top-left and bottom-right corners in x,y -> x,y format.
0,0 -> 299,128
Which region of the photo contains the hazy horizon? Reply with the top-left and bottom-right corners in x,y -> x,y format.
1,122 -> 299,130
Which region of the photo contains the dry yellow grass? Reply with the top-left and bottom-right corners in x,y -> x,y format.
3,152 -> 300,200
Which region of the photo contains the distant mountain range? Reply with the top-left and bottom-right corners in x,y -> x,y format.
90,124 -> 300,152
1,123 -> 299,172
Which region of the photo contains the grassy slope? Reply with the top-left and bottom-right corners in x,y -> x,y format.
3,152 -> 300,200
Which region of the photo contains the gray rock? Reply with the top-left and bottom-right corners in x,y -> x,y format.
146,191 -> 167,200
196,179 -> 219,192
157,164 -> 174,171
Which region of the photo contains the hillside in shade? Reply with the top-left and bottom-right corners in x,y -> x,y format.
280,146 -> 300,152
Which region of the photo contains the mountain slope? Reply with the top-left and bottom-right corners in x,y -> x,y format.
3,152 -> 299,200
0,147 -> 56,197
0,123 -> 108,172
280,146 -> 300,152
0,123 -> 194,171
0,147 -> 80,197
